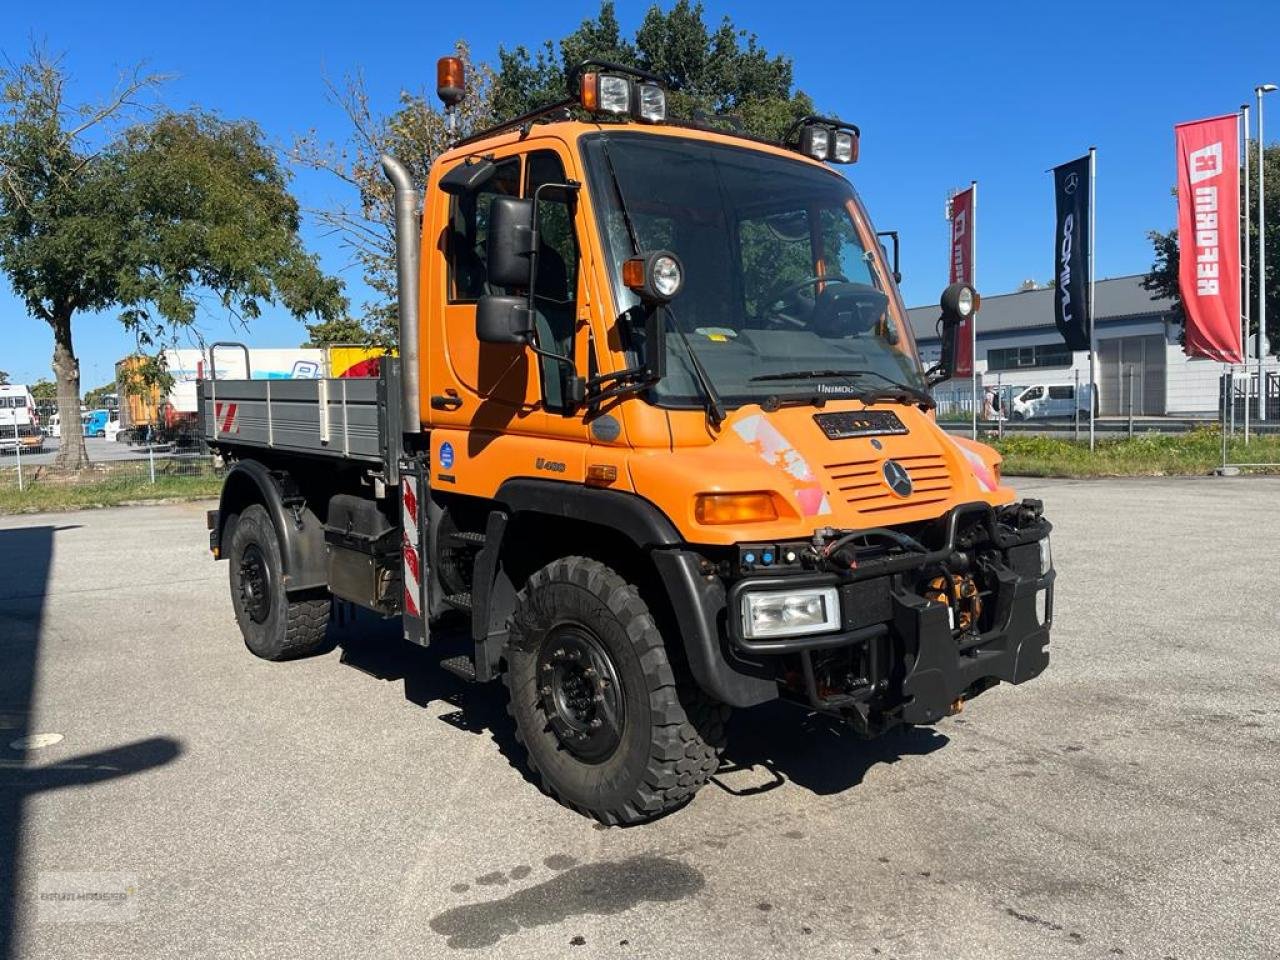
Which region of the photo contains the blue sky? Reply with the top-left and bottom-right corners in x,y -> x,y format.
2,0 -> 1276,386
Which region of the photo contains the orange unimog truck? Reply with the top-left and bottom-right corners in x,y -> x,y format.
202,58 -> 1055,824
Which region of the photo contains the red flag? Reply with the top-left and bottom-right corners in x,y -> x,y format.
1176,115 -> 1241,363
948,185 -> 976,376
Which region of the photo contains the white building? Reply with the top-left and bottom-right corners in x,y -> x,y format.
907,274 -> 1278,418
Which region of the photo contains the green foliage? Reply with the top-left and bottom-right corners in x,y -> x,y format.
0,369 -> 8,385
83,380 -> 115,408
991,427 -> 1280,477
292,41 -> 494,345
494,1 -> 815,140
301,316 -> 380,347
1145,142 -> 1280,352
29,379 -> 55,403
0,49 -> 344,469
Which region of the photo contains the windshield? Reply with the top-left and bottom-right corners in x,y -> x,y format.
581,132 -> 924,409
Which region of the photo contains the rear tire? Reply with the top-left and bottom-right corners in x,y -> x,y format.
504,556 -> 728,825
227,503 -> 332,661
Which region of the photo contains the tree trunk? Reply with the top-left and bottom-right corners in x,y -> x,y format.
50,309 -> 88,471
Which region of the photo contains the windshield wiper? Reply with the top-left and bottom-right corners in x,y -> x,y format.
749,368 -> 934,408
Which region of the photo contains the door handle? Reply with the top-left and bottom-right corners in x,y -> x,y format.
430,390 -> 463,411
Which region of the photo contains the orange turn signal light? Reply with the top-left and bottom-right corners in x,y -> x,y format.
621,257 -> 645,289
580,72 -> 599,111
586,464 -> 618,486
694,492 -> 779,525
437,56 -> 465,107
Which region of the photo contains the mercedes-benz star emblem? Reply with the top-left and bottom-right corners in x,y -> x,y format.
1063,171 -> 1079,195
882,460 -> 913,498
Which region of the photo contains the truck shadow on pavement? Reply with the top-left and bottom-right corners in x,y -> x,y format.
0,525 -> 182,960
332,610 -> 949,804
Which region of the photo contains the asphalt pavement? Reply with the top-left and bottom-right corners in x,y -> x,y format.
1,478 -> 1278,959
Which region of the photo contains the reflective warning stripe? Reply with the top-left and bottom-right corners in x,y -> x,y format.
213,402 -> 239,434
402,471 -> 423,628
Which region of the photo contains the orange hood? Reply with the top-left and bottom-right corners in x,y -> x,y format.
626,402 -> 1011,545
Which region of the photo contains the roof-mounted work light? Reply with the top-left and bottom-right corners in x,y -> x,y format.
574,61 -> 667,124
785,115 -> 861,164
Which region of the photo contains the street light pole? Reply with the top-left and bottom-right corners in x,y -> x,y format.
1257,84 -> 1276,421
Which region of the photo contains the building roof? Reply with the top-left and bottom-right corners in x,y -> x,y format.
906,274 -> 1174,342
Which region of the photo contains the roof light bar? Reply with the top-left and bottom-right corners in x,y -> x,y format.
785,114 -> 861,164
571,60 -> 667,124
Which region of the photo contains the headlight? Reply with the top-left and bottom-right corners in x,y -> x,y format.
741,587 -> 840,639
598,75 -> 631,115
651,254 -> 681,297
832,131 -> 856,163
800,125 -> 830,161
1038,536 -> 1052,576
956,287 -> 974,317
636,83 -> 666,122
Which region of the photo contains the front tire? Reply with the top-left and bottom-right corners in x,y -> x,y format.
227,504 -> 332,661
504,556 -> 728,825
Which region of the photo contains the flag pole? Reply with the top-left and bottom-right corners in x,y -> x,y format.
970,179 -> 979,440
1242,103 -> 1251,442
1088,146 -> 1097,451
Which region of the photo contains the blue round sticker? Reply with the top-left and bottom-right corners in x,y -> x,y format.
439,441 -> 455,470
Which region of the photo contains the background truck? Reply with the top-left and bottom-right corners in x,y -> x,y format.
0,383 -> 44,454
202,58 -> 1055,824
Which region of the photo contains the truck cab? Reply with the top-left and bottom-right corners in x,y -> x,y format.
203,59 -> 1055,824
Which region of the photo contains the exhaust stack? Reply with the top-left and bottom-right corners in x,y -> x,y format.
381,154 -> 421,435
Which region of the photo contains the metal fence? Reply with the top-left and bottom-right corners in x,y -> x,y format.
934,363 -> 1280,436
0,433 -> 219,496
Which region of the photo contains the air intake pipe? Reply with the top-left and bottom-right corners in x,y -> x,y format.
381,154 -> 421,435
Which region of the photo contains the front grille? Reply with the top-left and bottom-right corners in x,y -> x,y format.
825,453 -> 954,514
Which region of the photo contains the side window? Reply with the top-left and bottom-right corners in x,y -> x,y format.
448,156 -> 520,303
525,151 -> 579,307
525,150 -> 581,411
1048,386 -> 1073,400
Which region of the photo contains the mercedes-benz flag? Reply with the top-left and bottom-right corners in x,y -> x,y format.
1052,155 -> 1091,351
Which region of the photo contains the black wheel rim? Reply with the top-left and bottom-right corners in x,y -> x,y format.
536,625 -> 624,763
237,543 -> 273,624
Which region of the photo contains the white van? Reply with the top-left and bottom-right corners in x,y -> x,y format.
1010,383 -> 1094,420
0,383 -> 44,453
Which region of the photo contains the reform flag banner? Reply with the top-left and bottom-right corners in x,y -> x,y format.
1176,115 -> 1242,363
948,185 -> 976,377
1052,155 -> 1091,351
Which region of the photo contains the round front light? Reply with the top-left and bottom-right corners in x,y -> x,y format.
956,287 -> 974,317
652,255 -> 683,299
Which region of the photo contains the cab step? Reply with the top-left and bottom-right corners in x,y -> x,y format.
444,592 -> 473,611
445,530 -> 487,546
439,655 -> 477,682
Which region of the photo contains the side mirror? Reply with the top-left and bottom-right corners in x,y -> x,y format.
926,282 -> 978,387
486,196 -> 534,288
476,295 -> 533,344
876,230 -> 902,284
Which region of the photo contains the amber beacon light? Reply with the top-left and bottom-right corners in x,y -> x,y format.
437,57 -> 466,107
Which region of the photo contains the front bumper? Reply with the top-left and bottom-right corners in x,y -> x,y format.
656,500 -> 1054,730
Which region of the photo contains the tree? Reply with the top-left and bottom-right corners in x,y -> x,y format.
1144,141 -> 1280,353
0,369 -> 8,385
83,381 -> 115,409
0,50 -> 345,470
292,41 -> 494,346
29,379 -> 55,404
494,0 -> 816,141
